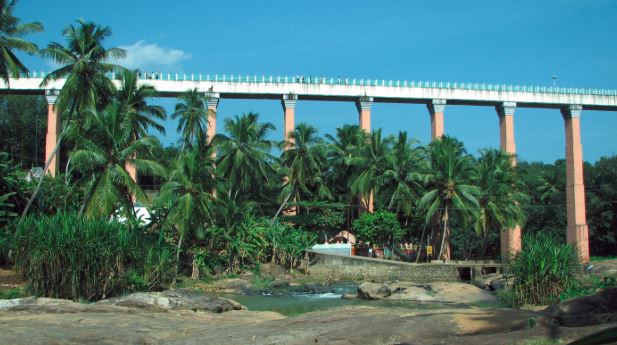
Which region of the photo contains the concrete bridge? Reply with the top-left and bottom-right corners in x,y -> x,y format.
3,72 -> 617,263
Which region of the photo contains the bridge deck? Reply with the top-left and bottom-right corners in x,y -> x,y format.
1,74 -> 617,111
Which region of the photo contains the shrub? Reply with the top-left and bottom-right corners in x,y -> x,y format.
14,213 -> 141,300
352,210 -> 404,246
510,232 -> 578,306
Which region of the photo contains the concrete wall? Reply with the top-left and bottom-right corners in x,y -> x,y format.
307,251 -> 462,282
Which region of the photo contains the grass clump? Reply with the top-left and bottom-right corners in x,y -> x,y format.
0,287 -> 23,299
13,213 -> 174,301
510,233 -> 578,307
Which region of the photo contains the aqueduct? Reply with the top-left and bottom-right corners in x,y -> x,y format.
3,73 -> 617,263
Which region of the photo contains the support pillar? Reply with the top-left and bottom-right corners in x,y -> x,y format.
356,96 -> 373,134
427,99 -> 446,140
205,92 -> 220,145
281,94 -> 298,215
44,90 -> 59,176
561,105 -> 590,263
496,102 -> 521,261
356,96 -> 374,213
282,94 -> 297,146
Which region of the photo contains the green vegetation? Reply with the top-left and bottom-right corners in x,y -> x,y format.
510,233 -> 578,307
13,213 -> 172,300
0,3 -> 617,304
0,287 -> 23,299
353,210 -> 404,247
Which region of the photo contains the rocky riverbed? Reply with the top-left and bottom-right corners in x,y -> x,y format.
1,287 -> 617,344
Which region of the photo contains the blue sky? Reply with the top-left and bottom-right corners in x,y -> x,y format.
18,0 -> 617,163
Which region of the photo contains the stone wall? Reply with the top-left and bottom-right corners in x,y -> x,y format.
307,251 -> 462,282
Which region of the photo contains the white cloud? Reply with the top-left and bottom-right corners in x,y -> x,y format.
115,40 -> 192,70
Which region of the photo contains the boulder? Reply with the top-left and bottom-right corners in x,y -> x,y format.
357,282 -> 391,300
341,292 -> 357,300
477,273 -> 503,289
387,285 -> 436,302
356,281 -> 497,304
430,282 -> 497,303
489,277 -> 513,291
99,289 -> 244,313
543,287 -> 617,326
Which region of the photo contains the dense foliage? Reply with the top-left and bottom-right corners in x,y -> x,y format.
509,233 -> 578,306
14,213 -> 173,300
353,210 -> 404,246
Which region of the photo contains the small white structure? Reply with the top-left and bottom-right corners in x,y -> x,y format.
311,243 -> 352,256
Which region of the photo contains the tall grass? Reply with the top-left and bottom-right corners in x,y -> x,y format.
14,213 -> 140,300
510,232 -> 578,306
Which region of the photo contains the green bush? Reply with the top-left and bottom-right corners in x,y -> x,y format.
510,233 -> 578,307
352,210 -> 404,246
15,213 -> 144,300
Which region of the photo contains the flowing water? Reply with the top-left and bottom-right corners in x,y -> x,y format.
220,282 -> 465,316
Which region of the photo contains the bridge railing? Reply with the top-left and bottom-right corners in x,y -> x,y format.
17,71 -> 617,97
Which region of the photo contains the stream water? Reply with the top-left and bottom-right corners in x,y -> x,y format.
220,282 -> 466,316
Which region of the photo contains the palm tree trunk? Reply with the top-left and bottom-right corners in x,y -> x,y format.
415,225 -> 427,263
438,204 -> 449,260
479,225 -> 488,259
20,136 -> 63,219
271,187 -> 294,225
191,250 -> 200,280
173,232 -> 184,287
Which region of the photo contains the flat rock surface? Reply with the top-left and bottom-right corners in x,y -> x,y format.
358,281 -> 497,303
0,303 -> 611,345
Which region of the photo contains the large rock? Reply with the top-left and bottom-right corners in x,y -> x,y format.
430,282 -> 497,303
477,273 -> 513,291
357,281 -> 496,304
543,287 -> 617,326
387,283 -> 436,302
99,289 -> 244,313
357,282 -> 391,300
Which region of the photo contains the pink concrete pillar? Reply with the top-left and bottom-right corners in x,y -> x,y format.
205,92 -> 220,145
496,102 -> 521,261
427,99 -> 446,140
44,90 -> 59,176
126,160 -> 137,182
281,94 -> 298,214
356,96 -> 373,134
561,105 -> 590,263
356,96 -> 374,213
282,94 -> 297,147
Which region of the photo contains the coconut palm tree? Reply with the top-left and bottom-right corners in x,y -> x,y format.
350,129 -> 392,212
474,148 -> 527,258
418,136 -> 479,260
40,19 -> 126,117
381,131 -> 427,221
0,0 -> 43,85
273,123 -> 330,223
158,144 -> 217,284
69,103 -> 165,218
23,20 -> 125,218
171,88 -> 209,150
116,69 -> 166,139
214,112 -> 275,200
325,124 -> 365,227
325,124 -> 364,198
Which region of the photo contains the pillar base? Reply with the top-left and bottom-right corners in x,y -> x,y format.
500,226 -> 521,262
